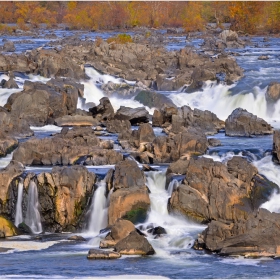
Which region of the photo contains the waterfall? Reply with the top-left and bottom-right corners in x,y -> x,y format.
143,171 -> 205,254
15,178 -> 24,227
167,179 -> 180,197
87,180 -> 110,235
25,180 -> 42,234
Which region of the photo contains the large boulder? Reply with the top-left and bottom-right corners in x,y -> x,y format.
108,186 -> 150,225
36,165 -> 96,232
266,82 -> 280,103
3,41 -> 15,52
114,106 -> 149,125
169,156 -> 278,223
114,231 -> 155,255
198,209 -> 280,257
0,132 -> 18,157
12,127 -> 123,166
1,77 -> 19,89
5,79 -> 83,126
106,119 -> 131,134
225,108 -> 273,136
54,115 -> 99,127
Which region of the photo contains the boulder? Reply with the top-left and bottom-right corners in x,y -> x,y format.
87,249 -> 121,259
266,82 -> 280,103
3,41 -> 15,52
114,106 -> 149,125
106,119 -> 131,134
199,209 -> 280,257
108,186 -> 150,225
36,165 -> 96,232
169,156 -> 277,223
100,219 -> 135,248
208,138 -> 221,147
89,97 -> 114,121
225,108 -> 273,136
5,79 -> 82,126
114,231 -> 155,255
273,130 -> 280,164
134,90 -> 175,109
68,235 -> 86,241
0,216 -> 18,238
113,159 -> 145,190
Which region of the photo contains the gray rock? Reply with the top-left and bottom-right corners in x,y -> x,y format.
87,249 -> 121,259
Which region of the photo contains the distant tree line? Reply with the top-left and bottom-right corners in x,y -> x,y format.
0,1 -> 279,34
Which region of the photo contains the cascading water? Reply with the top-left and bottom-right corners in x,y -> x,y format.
15,178 -> 24,227
87,180 -> 109,235
25,180 -> 42,234
143,171 -> 205,254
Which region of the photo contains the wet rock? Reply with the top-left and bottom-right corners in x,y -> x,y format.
108,186 -> 150,225
114,231 -> 155,255
199,209 -> 280,257
147,226 -> 167,236
3,41 -> 15,52
0,216 -> 18,237
134,90 -> 175,109
87,249 -> 121,259
1,78 -> 19,89
219,30 -> 245,48
208,138 -> 221,147
89,97 -> 115,121
17,222 -> 33,235
169,156 -> 276,223
100,219 -> 135,248
258,55 -> 269,60
266,82 -> 280,103
273,130 -> 280,164
225,108 -> 273,137
68,235 -> 86,241
114,106 -> 149,125
0,131 -> 18,157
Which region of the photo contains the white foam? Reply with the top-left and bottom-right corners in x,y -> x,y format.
219,256 -> 270,267
0,240 -> 58,252
30,125 -> 62,133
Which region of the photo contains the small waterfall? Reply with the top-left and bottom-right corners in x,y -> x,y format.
87,180 -> 109,235
143,171 -> 205,254
25,180 -> 42,234
167,179 -> 180,197
15,179 -> 24,227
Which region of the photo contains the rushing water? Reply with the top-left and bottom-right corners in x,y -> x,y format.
14,178 -> 24,227
2,30 -> 280,279
25,180 -> 42,234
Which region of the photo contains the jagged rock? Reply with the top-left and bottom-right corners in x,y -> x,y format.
0,131 -> 18,157
219,30 -> 245,48
114,106 -> 149,125
5,79 -> 83,126
114,231 -> 155,255
225,108 -> 273,136
169,156 -> 278,223
0,216 -> 18,238
89,97 -> 115,121
12,127 -> 122,166
100,219 -> 135,248
199,209 -> 280,257
273,130 -> 280,164
87,249 -> 121,259
147,226 -> 167,236
108,186 -> 150,225
1,78 -> 19,89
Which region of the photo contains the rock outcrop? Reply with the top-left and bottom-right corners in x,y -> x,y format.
12,127 -> 123,166
273,130 -> 280,164
0,216 -> 18,238
169,156 -> 278,223
114,106 -> 149,125
87,249 -> 121,259
225,108 -> 273,137
0,132 -> 18,157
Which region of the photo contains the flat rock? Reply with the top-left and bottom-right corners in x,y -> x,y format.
87,249 -> 121,259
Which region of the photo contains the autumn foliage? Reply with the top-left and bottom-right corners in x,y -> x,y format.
0,1 -> 280,34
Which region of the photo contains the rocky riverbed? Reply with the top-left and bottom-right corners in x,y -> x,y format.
1,27 -> 280,278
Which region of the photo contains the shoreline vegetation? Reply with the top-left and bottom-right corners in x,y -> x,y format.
1,1 -> 280,35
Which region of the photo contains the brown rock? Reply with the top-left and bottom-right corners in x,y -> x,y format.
87,249 -> 121,259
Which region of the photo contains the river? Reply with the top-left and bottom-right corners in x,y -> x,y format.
0,29 -> 280,279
